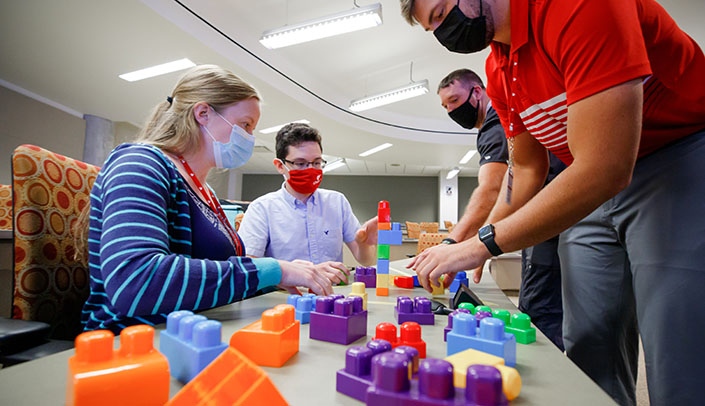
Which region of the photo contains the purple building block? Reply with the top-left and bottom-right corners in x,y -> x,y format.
449,272 -> 469,293
366,354 -> 508,406
337,339 -> 419,402
395,296 -> 435,325
354,266 -> 377,288
159,311 -> 228,383
444,309 -> 471,342
287,293 -> 317,324
309,295 -> 367,345
447,313 -> 517,367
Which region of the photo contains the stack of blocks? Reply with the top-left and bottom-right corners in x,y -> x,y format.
376,200 -> 402,296
374,321 -> 427,358
395,296 -> 435,325
229,304 -> 300,367
447,313 -> 517,367
159,310 -> 229,383
354,266 -> 377,288
451,303 -> 537,345
309,294 -> 367,345
167,345 -> 287,405
67,325 -> 170,406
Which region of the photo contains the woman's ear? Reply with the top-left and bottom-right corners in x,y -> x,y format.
193,102 -> 210,126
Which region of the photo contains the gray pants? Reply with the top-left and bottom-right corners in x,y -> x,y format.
559,130 -> 705,406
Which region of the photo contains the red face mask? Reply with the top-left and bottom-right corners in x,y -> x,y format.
286,167 -> 323,195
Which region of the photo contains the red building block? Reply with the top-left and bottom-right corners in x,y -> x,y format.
66,325 -> 169,406
167,346 -> 287,406
394,276 -> 415,289
229,304 -> 299,367
374,321 -> 427,358
378,200 -> 391,223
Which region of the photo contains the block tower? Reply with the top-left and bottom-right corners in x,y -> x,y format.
376,200 -> 402,296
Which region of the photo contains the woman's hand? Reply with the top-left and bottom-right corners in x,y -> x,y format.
314,261 -> 350,285
278,260 -> 333,296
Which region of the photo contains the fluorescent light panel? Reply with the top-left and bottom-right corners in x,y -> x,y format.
446,167 -> 460,180
323,159 -> 347,173
259,119 -> 310,134
349,80 -> 429,112
260,3 -> 383,49
119,58 -> 195,82
359,143 -> 392,157
459,150 -> 477,164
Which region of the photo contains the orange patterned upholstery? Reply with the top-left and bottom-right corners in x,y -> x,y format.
0,184 -> 11,230
11,144 -> 100,340
405,221 -> 420,239
416,232 -> 448,255
420,222 -> 439,234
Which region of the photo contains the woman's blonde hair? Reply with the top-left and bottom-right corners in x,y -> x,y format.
137,64 -> 260,155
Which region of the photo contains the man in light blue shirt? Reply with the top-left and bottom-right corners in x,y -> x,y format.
238,123 -> 378,283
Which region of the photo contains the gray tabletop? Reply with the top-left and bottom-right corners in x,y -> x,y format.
0,259 -> 615,405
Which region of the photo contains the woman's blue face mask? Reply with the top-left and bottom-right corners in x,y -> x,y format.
203,108 -> 255,169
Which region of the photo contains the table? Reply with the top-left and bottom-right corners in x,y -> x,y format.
0,258 -> 616,405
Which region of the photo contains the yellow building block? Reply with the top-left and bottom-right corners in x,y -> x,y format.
444,348 -> 521,401
349,282 -> 368,310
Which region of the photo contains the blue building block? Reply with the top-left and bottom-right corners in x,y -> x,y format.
366,354 -> 508,406
159,311 -> 228,383
395,296 -> 435,325
412,275 -> 422,287
376,259 -> 390,275
447,313 -> 516,367
449,272 -> 469,293
287,293 -> 317,324
378,229 -> 403,245
310,295 -> 367,345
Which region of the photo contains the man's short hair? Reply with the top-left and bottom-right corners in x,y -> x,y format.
275,123 -> 323,160
437,69 -> 486,93
400,0 -> 419,26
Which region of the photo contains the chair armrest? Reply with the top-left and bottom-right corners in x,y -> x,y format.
0,318 -> 51,353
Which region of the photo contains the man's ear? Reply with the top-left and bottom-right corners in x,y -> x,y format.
193,102 -> 210,126
273,158 -> 287,175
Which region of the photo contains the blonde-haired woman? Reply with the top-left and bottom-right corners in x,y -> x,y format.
82,65 -> 332,333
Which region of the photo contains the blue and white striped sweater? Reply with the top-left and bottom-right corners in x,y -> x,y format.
81,143 -> 281,333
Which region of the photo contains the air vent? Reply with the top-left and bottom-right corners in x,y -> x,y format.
253,145 -> 272,153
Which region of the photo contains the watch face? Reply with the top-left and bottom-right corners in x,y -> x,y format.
478,224 -> 493,240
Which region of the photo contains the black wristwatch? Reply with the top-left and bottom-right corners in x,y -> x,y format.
478,224 -> 503,256
441,238 -> 457,245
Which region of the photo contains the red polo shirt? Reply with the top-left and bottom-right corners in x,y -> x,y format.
486,0 -> 705,165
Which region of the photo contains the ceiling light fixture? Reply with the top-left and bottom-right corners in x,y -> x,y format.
446,167 -> 461,180
358,142 -> 393,157
459,150 -> 477,164
349,80 -> 429,112
260,3 -> 383,49
259,119 -> 311,134
323,158 -> 347,173
118,58 -> 195,82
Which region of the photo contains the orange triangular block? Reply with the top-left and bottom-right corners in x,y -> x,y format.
167,346 -> 288,406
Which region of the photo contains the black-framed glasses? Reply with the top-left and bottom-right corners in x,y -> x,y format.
282,158 -> 327,170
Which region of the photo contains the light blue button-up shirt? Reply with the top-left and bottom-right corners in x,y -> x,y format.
238,184 -> 361,263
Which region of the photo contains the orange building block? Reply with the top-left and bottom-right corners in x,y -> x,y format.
66,325 -> 169,406
378,222 -> 391,230
229,304 -> 299,367
167,346 -> 288,406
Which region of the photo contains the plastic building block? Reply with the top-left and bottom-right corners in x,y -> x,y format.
431,280 -> 445,296
378,200 -> 391,223
444,348 -> 521,400
67,325 -> 169,406
395,296 -> 435,325
376,259 -> 390,274
374,321 -> 427,358
394,275 -> 415,289
159,311 -> 228,383
492,310 -> 536,344
229,304 -> 299,367
412,275 -> 422,287
377,244 -> 390,259
366,354 -> 508,406
457,302 -> 476,314
375,273 -> 390,296
287,293 -> 317,324
167,345 -> 287,406
447,313 -> 516,367
379,221 -> 391,230
309,295 -> 367,344
378,226 -> 403,245
355,266 -> 377,288
444,308 -> 471,341
449,272 -> 469,293
349,282 -> 369,310
336,339 -> 420,402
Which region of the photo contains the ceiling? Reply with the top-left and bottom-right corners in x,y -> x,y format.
1,0 -> 703,177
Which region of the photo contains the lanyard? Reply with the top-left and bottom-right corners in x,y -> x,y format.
178,156 -> 243,255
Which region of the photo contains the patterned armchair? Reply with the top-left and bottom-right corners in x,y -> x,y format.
0,184 -> 11,230
416,232 -> 448,255
11,144 -> 100,340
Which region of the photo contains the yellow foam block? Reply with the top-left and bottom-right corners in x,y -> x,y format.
444,348 -> 521,401
349,282 -> 368,310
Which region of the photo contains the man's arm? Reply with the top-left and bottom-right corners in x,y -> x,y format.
448,161 -> 507,242
346,216 -> 378,266
411,79 -> 643,291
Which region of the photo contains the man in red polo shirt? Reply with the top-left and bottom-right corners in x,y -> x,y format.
400,0 -> 705,405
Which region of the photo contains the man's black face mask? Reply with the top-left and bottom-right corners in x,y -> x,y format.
434,0 -> 489,54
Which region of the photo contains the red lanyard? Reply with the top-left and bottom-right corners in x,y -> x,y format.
178,156 -> 243,255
